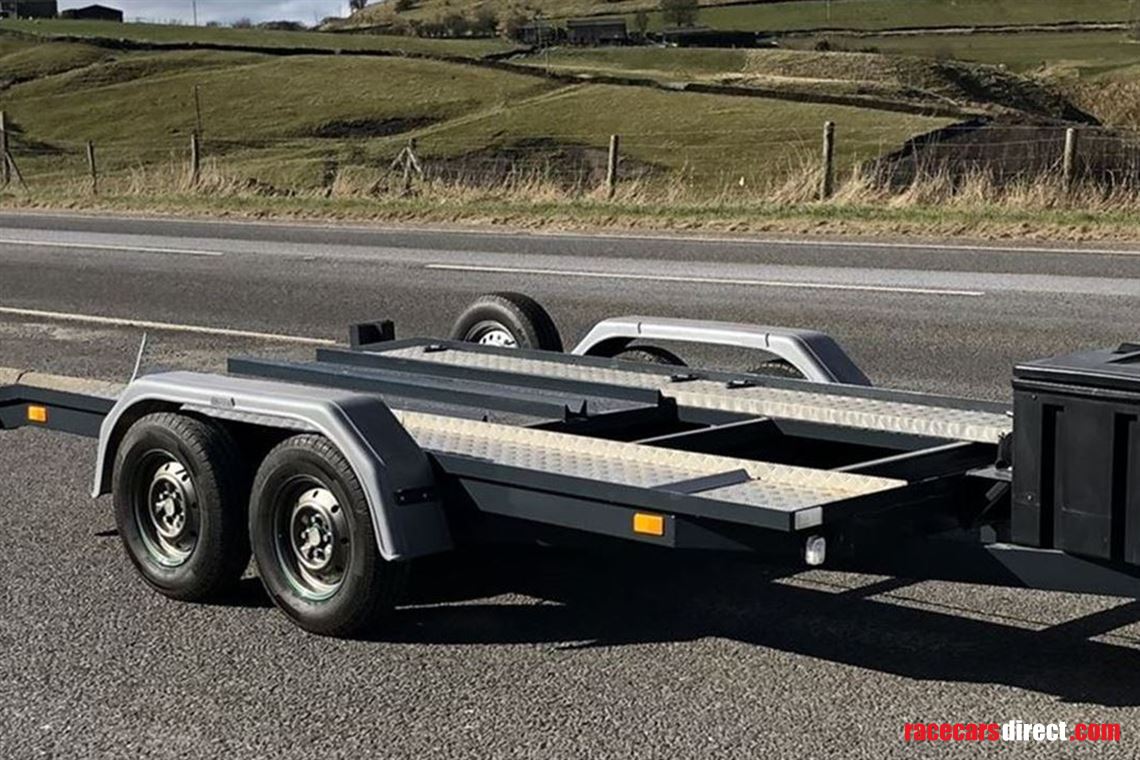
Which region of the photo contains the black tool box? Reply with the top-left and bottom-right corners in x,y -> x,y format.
1013,344 -> 1140,564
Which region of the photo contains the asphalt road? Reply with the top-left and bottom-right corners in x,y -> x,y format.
4,212 -> 1140,759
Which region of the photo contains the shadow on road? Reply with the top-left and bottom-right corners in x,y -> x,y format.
370,545 -> 1140,707
210,577 -> 276,609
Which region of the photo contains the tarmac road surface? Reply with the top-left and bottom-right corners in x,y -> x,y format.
2,212 -> 1140,759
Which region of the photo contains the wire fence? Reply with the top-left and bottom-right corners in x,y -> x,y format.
4,115 -> 1140,207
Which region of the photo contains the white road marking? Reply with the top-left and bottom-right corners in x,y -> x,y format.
425,264 -> 986,297
0,238 -> 224,257
0,307 -> 335,345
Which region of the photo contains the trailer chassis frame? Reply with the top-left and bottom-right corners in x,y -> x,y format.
6,318 -> 1140,607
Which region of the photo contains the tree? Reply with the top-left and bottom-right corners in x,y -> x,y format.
633,8 -> 649,35
472,6 -> 499,36
659,0 -> 697,28
349,0 -> 368,11
259,20 -> 307,31
497,9 -> 529,41
441,10 -> 469,36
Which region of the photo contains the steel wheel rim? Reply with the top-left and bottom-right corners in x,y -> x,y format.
467,321 -> 518,349
134,452 -> 199,567
274,479 -> 350,601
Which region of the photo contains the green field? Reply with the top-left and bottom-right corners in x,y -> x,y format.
9,54 -> 551,144
350,0 -> 1137,31
522,48 -> 751,78
0,2 -> 1134,238
412,82 -> 945,183
0,37 -> 113,83
516,46 -> 1078,120
0,35 -> 947,197
658,0 -> 1136,32
793,30 -> 1140,75
0,18 -> 516,57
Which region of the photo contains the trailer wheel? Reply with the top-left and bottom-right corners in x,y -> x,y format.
249,434 -> 408,637
747,359 -> 804,379
451,292 -> 563,352
613,345 -> 687,366
113,413 -> 249,602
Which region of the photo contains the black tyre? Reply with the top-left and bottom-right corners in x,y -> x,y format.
450,292 -> 563,352
113,413 -> 250,602
249,434 -> 408,637
747,359 -> 804,379
613,345 -> 687,366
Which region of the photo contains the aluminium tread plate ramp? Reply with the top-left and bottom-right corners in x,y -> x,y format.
380,346 -> 1012,445
393,409 -> 904,530
0,367 -> 124,400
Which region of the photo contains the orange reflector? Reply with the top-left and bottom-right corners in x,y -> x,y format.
633,512 -> 665,537
27,405 -> 48,424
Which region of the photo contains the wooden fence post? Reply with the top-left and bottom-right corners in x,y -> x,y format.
821,120 -> 836,200
0,111 -> 10,187
1062,127 -> 1079,192
606,134 -> 620,200
402,138 -> 420,195
193,84 -> 203,136
189,131 -> 200,187
87,141 -> 98,195
386,139 -> 422,196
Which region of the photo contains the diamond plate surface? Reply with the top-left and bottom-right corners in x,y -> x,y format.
384,347 -> 1012,444
395,410 -> 904,513
670,382 -> 1010,443
1,367 -> 125,399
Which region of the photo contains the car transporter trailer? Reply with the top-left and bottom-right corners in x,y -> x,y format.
4,292 -> 1140,638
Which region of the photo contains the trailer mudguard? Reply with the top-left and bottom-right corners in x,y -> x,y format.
572,316 -> 871,386
92,371 -> 452,561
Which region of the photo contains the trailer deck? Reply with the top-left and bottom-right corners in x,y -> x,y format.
374,340 -> 1013,444
2,333 -> 1007,540
393,408 -> 906,528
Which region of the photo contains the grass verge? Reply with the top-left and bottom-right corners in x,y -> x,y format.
5,184 -> 1139,243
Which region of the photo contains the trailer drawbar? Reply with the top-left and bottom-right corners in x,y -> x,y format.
4,292 -> 1140,638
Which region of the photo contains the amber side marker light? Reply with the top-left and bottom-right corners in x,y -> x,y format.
633,512 -> 665,537
27,405 -> 48,424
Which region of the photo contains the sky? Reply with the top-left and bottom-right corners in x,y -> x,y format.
57,1 -> 354,25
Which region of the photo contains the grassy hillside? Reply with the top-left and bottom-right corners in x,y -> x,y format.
657,0 -> 1136,33
348,0 -> 1136,30
409,83 -> 945,186
517,47 -> 1078,118
0,37 -> 113,85
795,30 -> 1140,74
1067,63 -> 1140,128
0,35 -> 947,198
6,52 -> 553,147
0,18 -> 515,57
779,29 -> 1140,127
3,24 -> 1139,238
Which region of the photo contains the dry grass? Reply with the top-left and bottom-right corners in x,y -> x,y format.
1065,69 -> 1140,129
16,150 -> 1140,220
